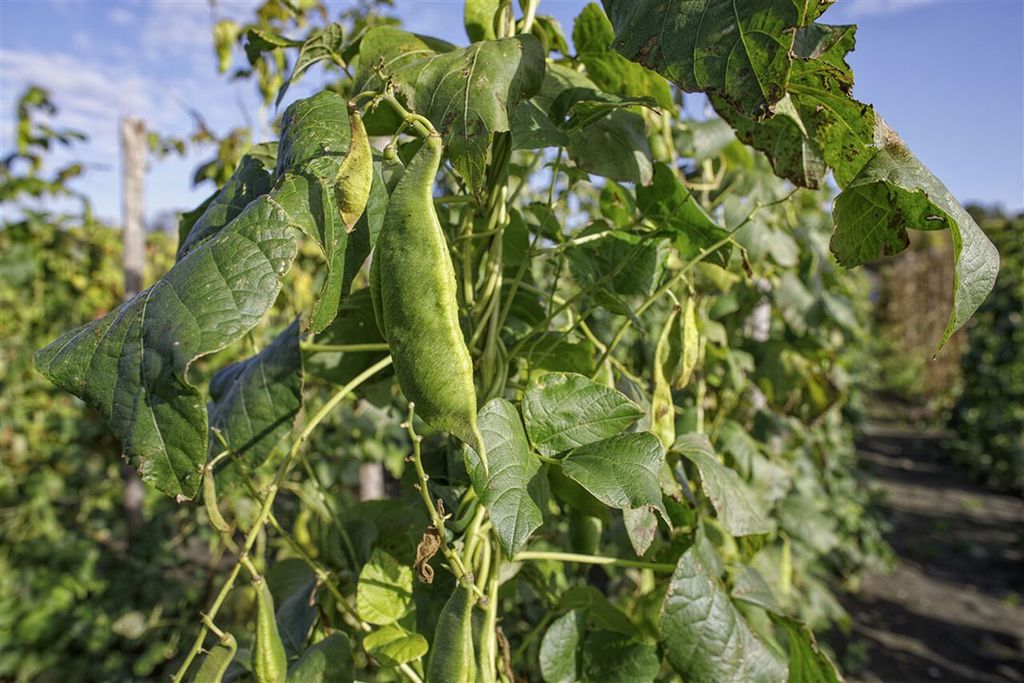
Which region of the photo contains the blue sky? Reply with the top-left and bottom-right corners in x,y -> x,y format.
1,0 -> 1021,226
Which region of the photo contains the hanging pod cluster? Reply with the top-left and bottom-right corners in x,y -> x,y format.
370,133 -> 481,451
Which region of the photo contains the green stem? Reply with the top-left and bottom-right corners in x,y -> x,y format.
170,356 -> 393,683
301,342 -> 390,353
380,92 -> 435,137
479,544 -> 502,683
520,0 -> 539,34
404,404 -> 484,597
512,551 -> 676,574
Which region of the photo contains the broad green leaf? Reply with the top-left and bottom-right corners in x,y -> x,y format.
732,566 -> 783,616
357,27 -> 545,192
363,624 -> 429,667
676,433 -> 772,536
465,398 -> 546,556
356,548 -> 414,625
539,610 -> 584,683
208,319 -> 302,466
33,192 -> 299,499
511,63 -> 653,185
573,3 -> 673,110
464,0 -> 500,42
560,433 -> 668,520
772,615 -> 841,683
523,372 -> 643,455
601,0 -> 810,118
287,634 -> 355,683
660,544 -> 787,682
559,586 -> 638,636
276,23 -> 346,107
245,27 -> 301,65
636,163 -> 731,266
177,153 -> 274,260
581,630 -> 660,683
567,223 -> 666,306
831,121 -> 1000,348
518,333 -> 596,377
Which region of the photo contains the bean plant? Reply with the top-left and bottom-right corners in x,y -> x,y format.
33,2 -> 999,682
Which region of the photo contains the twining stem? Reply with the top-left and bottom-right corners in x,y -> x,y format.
171,356 -> 394,683
512,551 -> 676,574
403,404 -> 483,596
479,545 -> 502,683
379,92 -> 436,137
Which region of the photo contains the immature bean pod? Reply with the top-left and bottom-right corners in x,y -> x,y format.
370,134 -> 481,451
252,579 -> 287,683
193,632 -> 237,683
426,584 -> 476,683
337,109 -> 373,232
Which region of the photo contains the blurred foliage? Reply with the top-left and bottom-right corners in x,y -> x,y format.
947,210 -> 1024,490
0,215 -> 209,682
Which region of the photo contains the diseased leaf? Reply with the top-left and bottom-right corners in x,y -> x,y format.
523,372 -> 643,455
34,192 -> 299,499
601,0 -> 809,117
539,610 -> 584,683
560,433 -> 668,521
208,319 -> 302,467
363,624 -> 429,667
710,24 -> 871,190
287,633 -> 355,683
622,506 -> 658,557
660,543 -> 787,682
356,548 -> 414,626
581,630 -> 660,683
677,433 -> 772,536
831,121 -> 1000,348
358,27 -> 545,192
466,399 -> 546,556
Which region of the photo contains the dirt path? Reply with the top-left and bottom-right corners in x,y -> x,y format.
832,426 -> 1024,682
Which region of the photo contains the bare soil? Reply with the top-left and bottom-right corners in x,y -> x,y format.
831,425 -> 1024,682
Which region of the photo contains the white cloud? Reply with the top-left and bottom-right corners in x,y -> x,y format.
108,6 -> 134,26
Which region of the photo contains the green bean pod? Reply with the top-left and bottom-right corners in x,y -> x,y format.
426,584 -> 476,683
370,134 -> 480,449
252,579 -> 287,683
193,632 -> 237,683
